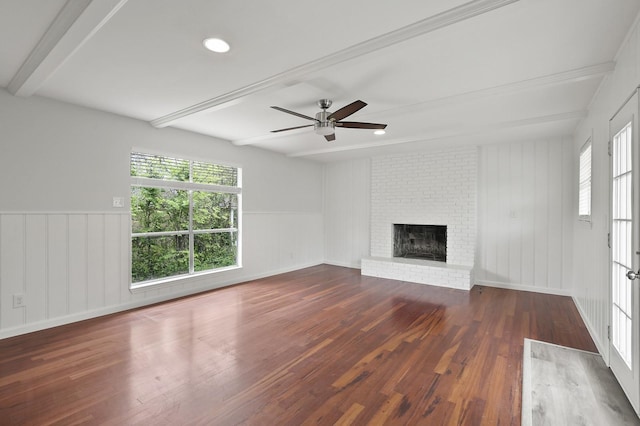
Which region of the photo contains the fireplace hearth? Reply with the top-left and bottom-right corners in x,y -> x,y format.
393,224 -> 446,262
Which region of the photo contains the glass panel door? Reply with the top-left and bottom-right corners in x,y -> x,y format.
610,94 -> 640,415
612,122 -> 633,368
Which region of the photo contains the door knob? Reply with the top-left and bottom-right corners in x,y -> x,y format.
627,269 -> 640,280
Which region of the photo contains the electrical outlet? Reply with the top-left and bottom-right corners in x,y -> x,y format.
13,294 -> 25,308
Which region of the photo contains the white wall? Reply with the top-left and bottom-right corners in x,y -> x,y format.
0,89 -> 324,338
572,19 -> 640,360
476,138 -> 574,295
323,159 -> 370,268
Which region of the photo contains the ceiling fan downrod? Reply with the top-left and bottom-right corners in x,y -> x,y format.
314,99 -> 334,135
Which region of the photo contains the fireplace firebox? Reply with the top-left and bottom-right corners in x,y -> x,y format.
393,224 -> 446,262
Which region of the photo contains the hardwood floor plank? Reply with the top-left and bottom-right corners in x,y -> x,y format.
0,265 -> 598,425
369,391 -> 404,423
335,402 -> 365,425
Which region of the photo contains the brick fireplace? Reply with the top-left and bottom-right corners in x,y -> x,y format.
361,147 -> 477,290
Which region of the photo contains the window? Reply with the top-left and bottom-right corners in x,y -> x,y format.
130,152 -> 241,286
578,138 -> 592,220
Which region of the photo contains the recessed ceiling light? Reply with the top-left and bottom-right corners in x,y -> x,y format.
203,37 -> 230,53
374,129 -> 386,135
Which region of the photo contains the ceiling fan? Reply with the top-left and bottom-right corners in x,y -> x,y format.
270,99 -> 387,141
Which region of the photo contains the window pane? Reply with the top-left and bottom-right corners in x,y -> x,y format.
131,152 -> 189,181
131,187 -> 189,233
192,161 -> 238,186
194,232 -> 237,271
578,141 -> 591,217
192,192 -> 238,230
132,235 -> 189,282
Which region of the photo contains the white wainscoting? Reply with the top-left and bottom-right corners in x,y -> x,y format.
0,211 -> 323,338
0,212 -> 131,331
476,138 -> 573,294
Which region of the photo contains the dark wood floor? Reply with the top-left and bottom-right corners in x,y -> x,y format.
0,265 -> 596,425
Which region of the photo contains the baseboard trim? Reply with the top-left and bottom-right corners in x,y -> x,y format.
572,295 -> 609,364
476,280 -> 571,296
0,261 -> 323,340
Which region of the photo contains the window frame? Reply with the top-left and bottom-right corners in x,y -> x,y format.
129,151 -> 242,290
578,136 -> 592,222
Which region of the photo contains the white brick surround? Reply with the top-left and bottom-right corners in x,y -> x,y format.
362,147 -> 478,289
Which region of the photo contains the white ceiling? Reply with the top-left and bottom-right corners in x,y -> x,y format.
2,0 -> 639,162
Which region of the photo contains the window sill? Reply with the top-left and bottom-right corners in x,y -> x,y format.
577,217 -> 592,229
129,265 -> 242,294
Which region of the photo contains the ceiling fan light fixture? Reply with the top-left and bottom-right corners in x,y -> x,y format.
314,121 -> 335,136
203,37 -> 230,53
374,129 -> 386,135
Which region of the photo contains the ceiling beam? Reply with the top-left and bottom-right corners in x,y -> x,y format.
288,110 -> 588,158
232,62 -> 612,147
8,0 -> 128,97
150,0 -> 521,128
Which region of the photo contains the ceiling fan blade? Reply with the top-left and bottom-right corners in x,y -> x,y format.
270,106 -> 316,121
327,100 -> 367,121
324,133 -> 336,142
336,121 -> 387,129
271,124 -> 314,133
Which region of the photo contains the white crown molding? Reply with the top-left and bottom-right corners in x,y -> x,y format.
150,0 -> 521,128
288,110 -> 587,158
7,0 -> 128,97
232,62 -> 613,147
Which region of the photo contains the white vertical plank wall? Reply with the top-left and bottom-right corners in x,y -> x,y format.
48,215 -> 68,318
0,215 -> 26,327
521,142 -> 536,286
508,142 -> 523,284
0,213 -> 127,332
68,214 -> 89,314
476,138 -> 573,294
25,215 -> 47,324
